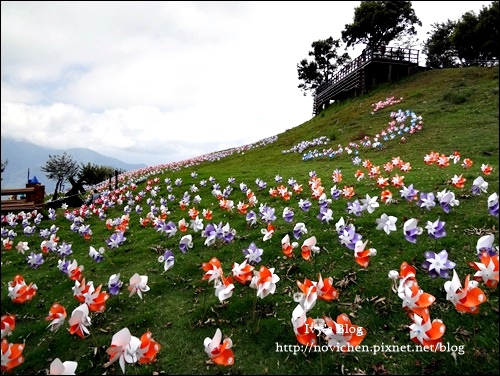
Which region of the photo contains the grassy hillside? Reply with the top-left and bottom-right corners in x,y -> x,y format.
1,66 -> 499,375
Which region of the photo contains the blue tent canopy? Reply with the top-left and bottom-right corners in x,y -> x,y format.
28,175 -> 40,184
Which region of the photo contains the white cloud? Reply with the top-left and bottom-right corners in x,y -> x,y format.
1,1 -> 493,166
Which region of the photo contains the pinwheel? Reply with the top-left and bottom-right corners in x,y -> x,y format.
353,239 -> 376,268
15,241 -> 29,254
418,192 -> 436,210
295,278 -> 318,312
444,270 -> 487,314
45,303 -> 67,332
104,327 -> 139,373
481,163 -> 493,175
380,189 -> 393,204
425,218 -> 446,240
72,278 -> 92,303
293,222 -> 308,240
468,252 -> 499,289
231,259 -> 254,285
1,315 -> 15,339
137,331 -> 161,364
408,311 -> 445,350
471,176 -> 488,195
26,252 -> 44,268
214,275 -> 234,302
403,218 -> 423,244
475,234 -> 497,257
316,273 -> 339,301
347,200 -> 364,217
242,242 -> 263,264
202,257 -> 223,284
2,238 -> 14,250
178,218 -> 188,232
461,158 -> 473,169
7,274 -> 37,304
322,313 -> 367,352
397,278 -> 435,316
422,249 -> 456,279
451,174 -> 466,189
338,223 -> 362,250
158,249 -> 175,272
49,358 -> 78,375
179,234 -> 193,253
89,246 -> 105,262
204,328 -> 234,366
82,283 -> 109,313
108,273 -> 123,296
400,184 -> 418,202
376,213 -> 398,235
488,192 -> 498,217
301,236 -> 319,261
361,193 -> 379,213
128,273 -> 150,299
250,265 -> 280,299
68,304 -> 91,339
261,222 -> 275,241
291,304 -> 317,347
66,259 -> 84,281
282,207 -> 295,222
281,234 -> 298,258
1,338 -> 24,372
437,189 -> 459,213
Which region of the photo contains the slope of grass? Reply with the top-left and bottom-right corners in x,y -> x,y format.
1,66 -> 499,375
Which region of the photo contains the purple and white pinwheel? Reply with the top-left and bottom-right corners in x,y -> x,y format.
422,250 -> 456,279
242,242 -> 263,264
425,218 -> 446,240
403,218 -> 423,244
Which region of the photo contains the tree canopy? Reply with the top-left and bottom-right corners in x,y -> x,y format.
297,37 -> 351,96
341,1 -> 421,50
41,152 -> 80,198
423,1 -> 498,67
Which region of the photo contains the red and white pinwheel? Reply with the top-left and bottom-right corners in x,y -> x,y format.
468,252 -> 499,289
291,304 -> 317,347
202,257 -> 223,284
323,313 -> 367,352
7,274 -> 37,304
250,265 -> 280,299
1,315 -> 15,339
408,310 -> 445,350
105,327 -> 139,374
68,304 -> 91,339
204,328 -> 234,366
45,303 -> 67,332
231,259 -> 254,285
295,278 -> 318,312
444,270 -> 487,314
137,331 -> 161,364
316,273 -> 339,301
214,275 -> 234,302
353,239 -> 376,268
301,236 -> 319,261
281,234 -> 298,258
1,338 -> 24,372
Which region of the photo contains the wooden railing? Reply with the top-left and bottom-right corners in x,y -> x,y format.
313,46 -> 419,115
1,185 -> 45,212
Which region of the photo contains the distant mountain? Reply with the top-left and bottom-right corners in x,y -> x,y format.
1,137 -> 147,194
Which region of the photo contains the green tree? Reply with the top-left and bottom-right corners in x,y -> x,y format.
78,162 -> 124,187
297,37 -> 351,96
452,1 -> 499,63
41,152 -> 80,199
423,20 -> 459,69
341,1 -> 421,50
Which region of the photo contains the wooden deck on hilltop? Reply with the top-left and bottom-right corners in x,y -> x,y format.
313,46 -> 420,115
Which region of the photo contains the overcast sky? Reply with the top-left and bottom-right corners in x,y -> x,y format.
1,1 -> 493,167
